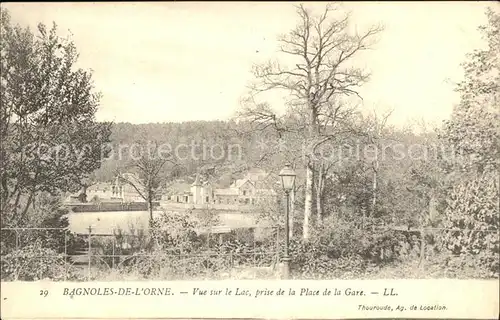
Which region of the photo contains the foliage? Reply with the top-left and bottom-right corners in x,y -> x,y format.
119,232 -> 278,279
239,3 -> 384,239
441,175 -> 499,276
1,240 -> 71,281
436,8 -> 500,278
1,6 -> 498,281
0,10 -> 112,226
440,7 -> 499,178
149,210 -> 203,253
289,216 -> 408,279
364,252 -> 495,280
95,120 -> 242,182
80,210 -> 206,267
118,142 -> 175,225
198,206 -> 221,229
0,193 -> 81,256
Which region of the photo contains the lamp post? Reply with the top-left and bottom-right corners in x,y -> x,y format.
279,163 -> 296,279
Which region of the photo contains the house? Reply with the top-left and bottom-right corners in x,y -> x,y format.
114,173 -> 145,202
85,176 -> 143,203
163,175 -> 214,204
66,173 -> 146,204
85,182 -> 116,201
163,168 -> 277,207
214,168 -> 277,205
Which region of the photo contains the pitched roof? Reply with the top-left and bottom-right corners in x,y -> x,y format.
231,178 -> 255,189
120,172 -> 141,186
214,188 -> 239,196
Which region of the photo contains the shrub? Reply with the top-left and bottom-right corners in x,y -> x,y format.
1,195 -> 81,256
442,175 -> 499,277
120,250 -> 232,280
149,210 -> 203,253
0,240 -> 76,281
288,216 -> 409,279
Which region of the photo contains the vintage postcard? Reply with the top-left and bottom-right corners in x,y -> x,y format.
0,1 -> 499,319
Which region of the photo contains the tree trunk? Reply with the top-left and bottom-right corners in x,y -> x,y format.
1,176 -> 11,213
147,194 -> 161,249
19,190 -> 36,224
303,160 -> 314,240
81,184 -> 88,203
148,196 -> 153,227
316,163 -> 324,225
304,101 -> 318,240
289,187 -> 295,238
428,190 -> 437,223
371,160 -> 378,216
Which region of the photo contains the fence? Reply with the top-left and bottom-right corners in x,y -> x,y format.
1,225 -> 498,281
0,226 -> 281,281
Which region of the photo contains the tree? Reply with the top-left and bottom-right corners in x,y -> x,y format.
77,173 -> 99,203
246,4 -> 383,239
198,206 -> 221,229
363,109 -> 393,216
439,7 -> 499,276
440,7 -> 499,178
309,99 -> 361,223
0,10 -> 112,226
118,141 -> 175,226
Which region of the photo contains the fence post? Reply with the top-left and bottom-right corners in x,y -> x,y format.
112,229 -> 115,269
253,228 -> 256,268
15,229 -> 19,251
419,227 -> 425,270
276,226 -> 280,265
88,226 -> 92,280
64,230 -> 68,281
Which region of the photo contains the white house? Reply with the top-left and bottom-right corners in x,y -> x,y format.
163,168 -> 277,207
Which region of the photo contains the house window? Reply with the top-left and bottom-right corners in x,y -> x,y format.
245,198 -> 249,204
205,196 -> 209,203
184,196 -> 188,203
243,190 -> 247,196
176,196 -> 180,203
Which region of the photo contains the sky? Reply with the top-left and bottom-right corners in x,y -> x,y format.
3,1 -> 494,127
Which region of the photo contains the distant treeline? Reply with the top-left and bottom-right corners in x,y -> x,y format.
94,120 -> 268,182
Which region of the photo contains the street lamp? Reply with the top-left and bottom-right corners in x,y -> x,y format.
278,163 -> 296,279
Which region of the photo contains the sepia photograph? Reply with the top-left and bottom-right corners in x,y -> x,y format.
0,0 -> 498,292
